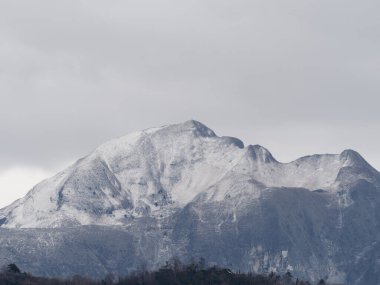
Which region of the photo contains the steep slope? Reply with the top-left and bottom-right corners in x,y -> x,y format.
0,120 -> 379,285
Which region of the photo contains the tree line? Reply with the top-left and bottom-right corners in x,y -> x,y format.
0,261 -> 333,285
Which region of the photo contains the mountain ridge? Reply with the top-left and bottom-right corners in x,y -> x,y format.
0,120 -> 378,228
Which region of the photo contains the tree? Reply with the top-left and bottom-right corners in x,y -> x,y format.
7,263 -> 21,274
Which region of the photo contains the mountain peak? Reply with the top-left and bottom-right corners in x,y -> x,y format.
172,120 -> 216,137
247,144 -> 277,163
339,149 -> 369,167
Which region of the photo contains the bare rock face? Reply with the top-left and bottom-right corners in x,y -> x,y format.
1,120 -> 379,285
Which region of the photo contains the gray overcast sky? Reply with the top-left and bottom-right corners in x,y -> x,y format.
0,0 -> 379,207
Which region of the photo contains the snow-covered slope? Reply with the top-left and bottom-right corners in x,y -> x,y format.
0,120 -> 378,228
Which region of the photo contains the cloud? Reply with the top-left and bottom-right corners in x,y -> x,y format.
0,167 -> 53,208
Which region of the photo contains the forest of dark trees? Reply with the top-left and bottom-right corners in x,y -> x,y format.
0,261 -> 332,285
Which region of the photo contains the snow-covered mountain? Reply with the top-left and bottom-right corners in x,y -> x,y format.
1,120 -> 377,228
0,120 -> 379,284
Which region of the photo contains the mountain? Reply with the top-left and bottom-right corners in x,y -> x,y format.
0,120 -> 379,284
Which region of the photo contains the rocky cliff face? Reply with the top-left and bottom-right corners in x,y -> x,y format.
0,120 -> 379,284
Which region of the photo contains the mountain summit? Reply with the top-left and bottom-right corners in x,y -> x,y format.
1,120 -> 377,228
0,121 -> 379,285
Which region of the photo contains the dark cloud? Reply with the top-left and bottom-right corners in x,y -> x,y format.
0,0 -> 379,171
